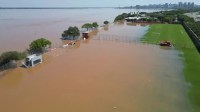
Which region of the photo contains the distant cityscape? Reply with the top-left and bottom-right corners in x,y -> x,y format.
0,2 -> 199,9
121,2 -> 199,9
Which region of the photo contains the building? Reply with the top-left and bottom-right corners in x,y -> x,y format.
178,2 -> 183,8
164,3 -> 169,8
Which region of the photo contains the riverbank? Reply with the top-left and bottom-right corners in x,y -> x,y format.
141,24 -> 200,111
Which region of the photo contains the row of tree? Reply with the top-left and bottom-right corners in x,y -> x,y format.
61,22 -> 99,40
147,10 -> 200,37
82,22 -> 99,31
114,9 -> 191,23
0,20 -> 111,66
114,9 -> 200,38
0,38 -> 52,66
61,21 -> 109,40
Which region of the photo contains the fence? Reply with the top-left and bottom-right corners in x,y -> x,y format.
182,22 -> 200,53
92,34 -> 141,43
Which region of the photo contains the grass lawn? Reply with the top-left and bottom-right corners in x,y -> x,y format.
141,24 -> 200,112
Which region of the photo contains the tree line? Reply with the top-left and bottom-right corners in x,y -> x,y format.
0,21 -> 110,67
114,9 -> 200,38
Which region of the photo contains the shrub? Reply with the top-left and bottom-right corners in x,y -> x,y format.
0,51 -> 27,65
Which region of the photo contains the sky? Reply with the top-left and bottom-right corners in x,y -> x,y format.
0,0 -> 199,7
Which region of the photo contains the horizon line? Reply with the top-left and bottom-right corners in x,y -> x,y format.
0,7 -> 117,9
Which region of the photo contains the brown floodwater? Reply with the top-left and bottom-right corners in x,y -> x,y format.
0,8 -> 160,53
0,21 -> 192,112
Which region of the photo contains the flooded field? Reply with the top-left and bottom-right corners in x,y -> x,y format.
0,22 -> 192,112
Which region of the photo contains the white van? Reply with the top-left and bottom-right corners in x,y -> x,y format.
24,54 -> 42,67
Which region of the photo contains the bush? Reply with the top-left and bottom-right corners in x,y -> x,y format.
0,51 -> 27,65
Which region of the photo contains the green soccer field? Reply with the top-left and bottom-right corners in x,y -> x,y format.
141,24 -> 200,111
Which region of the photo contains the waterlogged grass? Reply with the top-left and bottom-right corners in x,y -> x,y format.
141,24 -> 200,111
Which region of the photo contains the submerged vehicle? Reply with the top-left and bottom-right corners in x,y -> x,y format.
159,41 -> 172,47
23,54 -> 42,68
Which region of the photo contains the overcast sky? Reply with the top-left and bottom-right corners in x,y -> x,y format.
0,0 -> 199,7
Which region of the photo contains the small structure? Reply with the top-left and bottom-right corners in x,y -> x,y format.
82,31 -> 89,39
24,54 -> 42,68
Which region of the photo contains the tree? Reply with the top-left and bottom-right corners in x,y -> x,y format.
92,22 -> 99,28
157,15 -> 165,22
163,16 -> 173,23
139,12 -> 147,14
29,38 -> 51,53
114,15 -> 124,22
141,18 -> 147,22
147,18 -> 154,22
0,51 -> 27,65
82,23 -> 93,31
62,26 -> 80,39
104,21 -> 109,25
121,13 -> 129,18
178,15 -> 194,23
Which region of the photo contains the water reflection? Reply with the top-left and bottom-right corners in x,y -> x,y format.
103,25 -> 109,31
114,21 -> 125,26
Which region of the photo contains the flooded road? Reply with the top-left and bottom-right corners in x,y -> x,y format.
0,23 -> 192,112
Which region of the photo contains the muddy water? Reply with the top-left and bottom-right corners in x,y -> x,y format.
0,23 -> 192,112
0,8 -> 159,53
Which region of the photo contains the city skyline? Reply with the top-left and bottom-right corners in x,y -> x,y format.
0,0 -> 199,7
